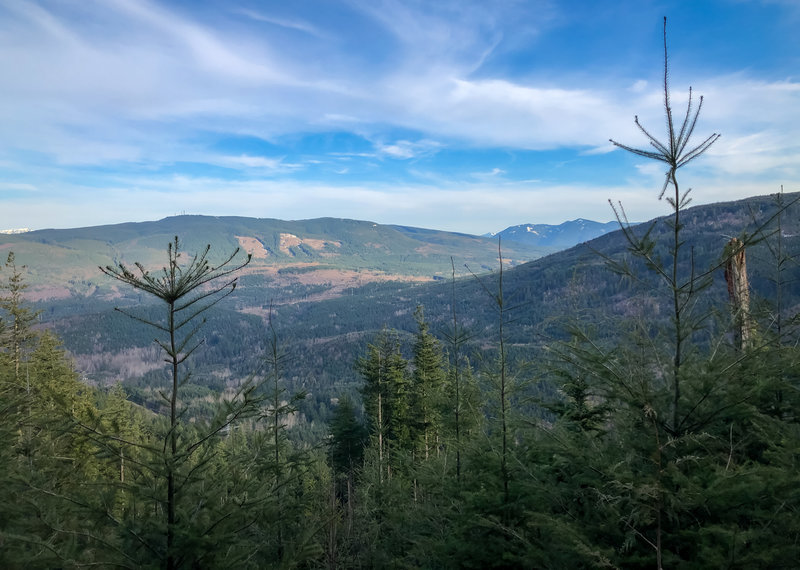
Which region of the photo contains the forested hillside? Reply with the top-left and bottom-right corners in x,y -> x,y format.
0,215 -> 552,301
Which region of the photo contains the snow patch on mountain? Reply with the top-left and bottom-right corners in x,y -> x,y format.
485,219 -> 623,249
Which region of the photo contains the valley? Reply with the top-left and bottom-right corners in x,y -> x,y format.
7,191 -> 799,434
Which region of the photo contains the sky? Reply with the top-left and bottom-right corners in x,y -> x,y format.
1,0 -> 798,235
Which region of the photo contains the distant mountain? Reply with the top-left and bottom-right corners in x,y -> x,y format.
486,219 -> 621,248
0,215 -> 558,301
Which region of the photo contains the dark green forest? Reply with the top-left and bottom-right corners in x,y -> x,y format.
3,23 -> 800,569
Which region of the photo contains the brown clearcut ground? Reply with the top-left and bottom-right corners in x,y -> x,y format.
235,234 -> 343,258
24,263 -> 429,305
236,265 -> 432,318
235,236 -> 270,259
21,231 -> 427,305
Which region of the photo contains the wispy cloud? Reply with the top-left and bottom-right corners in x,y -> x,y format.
235,8 -> 325,37
0,182 -> 38,193
215,154 -> 303,172
470,168 -> 507,181
375,139 -> 443,160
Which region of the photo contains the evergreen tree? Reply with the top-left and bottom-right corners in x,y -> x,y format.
97,236 -> 269,568
470,240 -> 519,508
246,306 -> 318,565
442,257 -> 478,483
538,18 -> 800,568
608,17 -> 721,436
326,397 -> 367,564
410,305 -> 446,459
356,329 -> 411,480
328,397 -> 367,484
0,256 -> 35,564
0,252 -> 40,384
0,260 -> 111,566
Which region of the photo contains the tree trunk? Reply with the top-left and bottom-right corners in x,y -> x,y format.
725,238 -> 752,351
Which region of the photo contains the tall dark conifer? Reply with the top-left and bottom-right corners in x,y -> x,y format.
99,237 -> 264,569
410,305 -> 446,459
356,330 -> 410,480
542,18 -> 800,568
0,253 -> 40,384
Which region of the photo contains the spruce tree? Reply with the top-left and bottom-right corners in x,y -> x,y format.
327,396 -> 367,560
247,306 -> 316,565
328,397 -> 367,486
470,240 -> 517,508
0,253 -> 40,384
98,236 -> 265,568
410,305 -> 446,460
609,16 -> 720,436
441,258 -> 478,483
0,260 -> 111,566
540,18 -> 800,568
356,329 -> 411,480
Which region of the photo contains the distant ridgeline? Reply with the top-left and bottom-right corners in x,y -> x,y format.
485,218 -> 622,248
0,215 -> 557,301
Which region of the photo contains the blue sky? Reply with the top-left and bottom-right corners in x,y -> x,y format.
1,0 -> 798,234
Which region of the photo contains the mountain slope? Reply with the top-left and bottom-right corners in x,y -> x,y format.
487,219 -> 621,248
0,215 -> 555,301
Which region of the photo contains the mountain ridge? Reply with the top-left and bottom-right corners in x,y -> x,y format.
485,219 -> 621,248
1,215 -> 560,301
